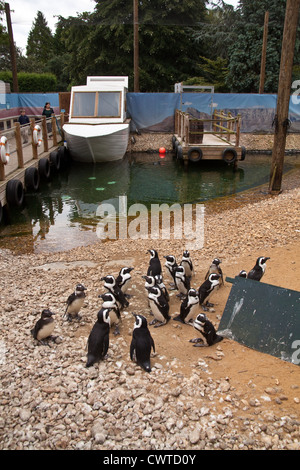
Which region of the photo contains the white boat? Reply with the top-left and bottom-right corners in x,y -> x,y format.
63,76 -> 130,163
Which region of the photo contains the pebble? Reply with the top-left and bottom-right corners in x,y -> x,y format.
0,186 -> 299,450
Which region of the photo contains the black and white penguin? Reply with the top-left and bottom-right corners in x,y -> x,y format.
101,275 -> 129,309
98,292 -> 121,335
190,313 -> 223,347
116,267 -> 134,296
174,265 -> 190,298
147,285 -> 171,327
180,250 -> 194,279
198,273 -> 220,311
164,255 -> 177,287
205,258 -> 224,285
238,270 -> 247,278
147,249 -> 162,277
86,308 -> 110,367
31,309 -> 55,344
247,256 -> 270,281
63,283 -> 87,321
154,274 -> 169,302
173,288 -> 200,324
130,313 -> 155,372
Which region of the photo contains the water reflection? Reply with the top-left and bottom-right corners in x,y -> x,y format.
0,153 -> 295,253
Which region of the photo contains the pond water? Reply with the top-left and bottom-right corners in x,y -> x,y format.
0,153 -> 296,253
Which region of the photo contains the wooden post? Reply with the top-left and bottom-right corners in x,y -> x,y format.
269,0 -> 300,193
30,118 -> 38,159
0,161 -> 5,181
259,11 -> 269,94
60,113 -> 65,140
133,0 -> 139,92
5,3 -> 19,93
236,114 -> 241,147
51,116 -> 57,146
14,122 -> 24,168
41,116 -> 48,152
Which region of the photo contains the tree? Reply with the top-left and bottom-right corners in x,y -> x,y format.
54,0 -> 209,91
226,0 -> 300,93
26,11 -> 55,67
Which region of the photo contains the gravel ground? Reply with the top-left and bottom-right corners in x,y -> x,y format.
0,162 -> 299,450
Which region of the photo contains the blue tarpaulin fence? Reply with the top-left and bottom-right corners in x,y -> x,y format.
1,92 -> 300,133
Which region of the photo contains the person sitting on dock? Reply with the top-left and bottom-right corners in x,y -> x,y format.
18,109 -> 30,143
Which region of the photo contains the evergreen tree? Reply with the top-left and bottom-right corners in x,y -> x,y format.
26,11 -> 55,67
226,0 -> 300,93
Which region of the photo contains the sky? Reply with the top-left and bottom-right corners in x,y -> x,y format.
7,0 -> 239,54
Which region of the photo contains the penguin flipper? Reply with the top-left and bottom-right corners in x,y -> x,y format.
86,354 -> 96,367
130,339 -> 136,361
151,336 -> 155,353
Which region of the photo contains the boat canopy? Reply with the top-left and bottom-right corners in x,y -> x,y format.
68,76 -> 128,124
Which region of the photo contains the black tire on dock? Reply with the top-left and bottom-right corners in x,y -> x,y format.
38,157 -> 51,181
25,167 -> 40,191
57,145 -> 71,168
241,146 -> 246,161
177,145 -> 183,160
49,150 -> 61,171
222,148 -> 237,164
187,147 -> 203,162
6,179 -> 24,208
172,136 -> 176,149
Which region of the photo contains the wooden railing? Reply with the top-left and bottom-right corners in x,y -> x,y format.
0,114 -> 64,181
175,109 -> 241,147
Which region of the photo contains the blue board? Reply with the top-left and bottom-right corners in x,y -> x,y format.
218,277 -> 300,365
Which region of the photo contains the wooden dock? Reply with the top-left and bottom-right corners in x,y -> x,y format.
173,109 -> 246,166
0,115 -> 65,220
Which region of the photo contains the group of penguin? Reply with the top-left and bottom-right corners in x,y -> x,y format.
31,251 -> 270,373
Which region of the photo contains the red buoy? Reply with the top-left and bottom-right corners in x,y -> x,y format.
159,147 -> 166,154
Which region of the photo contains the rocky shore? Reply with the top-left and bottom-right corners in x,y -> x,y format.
0,144 -> 299,451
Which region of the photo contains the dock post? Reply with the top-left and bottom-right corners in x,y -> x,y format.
0,160 -> 5,181
30,118 -> 38,159
41,116 -> 48,152
14,122 -> 24,168
51,116 -> 57,146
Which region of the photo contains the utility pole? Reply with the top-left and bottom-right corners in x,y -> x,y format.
5,2 -> 19,93
133,0 -> 139,92
269,0 -> 300,193
259,11 -> 269,94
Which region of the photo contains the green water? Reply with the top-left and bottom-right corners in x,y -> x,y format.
0,153 -> 295,253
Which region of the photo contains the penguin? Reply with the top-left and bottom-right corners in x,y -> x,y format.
86,308 -> 110,367
180,250 -> 194,279
238,270 -> 247,278
247,256 -> 270,281
98,292 -> 121,335
205,258 -> 224,285
164,255 -> 177,287
116,267 -> 134,296
130,313 -> 155,372
154,274 -> 169,302
174,265 -> 190,298
142,275 -> 157,291
147,249 -> 162,277
63,283 -> 87,321
147,286 -> 171,327
190,313 -> 223,347
101,275 -> 129,309
31,309 -> 55,345
173,288 -> 200,324
198,273 -> 220,311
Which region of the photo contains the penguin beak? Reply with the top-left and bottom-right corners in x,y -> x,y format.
131,312 -> 137,318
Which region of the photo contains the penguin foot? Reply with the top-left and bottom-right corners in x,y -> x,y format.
113,326 -> 120,335
206,302 -> 214,307
201,304 -> 209,312
189,337 -> 204,344
173,315 -> 184,323
149,319 -> 158,325
154,321 -> 167,328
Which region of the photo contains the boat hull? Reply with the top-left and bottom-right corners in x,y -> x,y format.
63,123 -> 130,163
